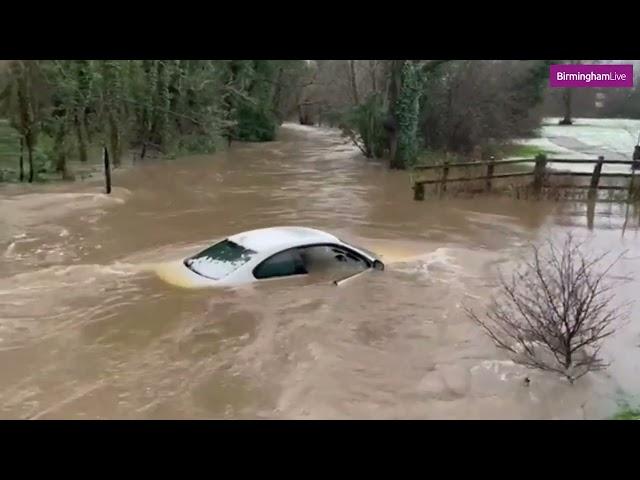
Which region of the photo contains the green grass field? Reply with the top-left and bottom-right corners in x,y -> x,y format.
414,143 -> 548,168
612,405 -> 640,420
507,144 -> 547,158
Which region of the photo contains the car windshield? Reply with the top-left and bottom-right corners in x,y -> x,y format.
185,240 -> 256,280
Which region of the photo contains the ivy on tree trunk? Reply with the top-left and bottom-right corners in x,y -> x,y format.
391,61 -> 422,169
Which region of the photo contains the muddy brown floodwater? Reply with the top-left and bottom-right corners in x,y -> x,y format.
1,123 -> 639,419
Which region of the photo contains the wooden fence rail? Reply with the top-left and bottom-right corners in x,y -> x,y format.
411,154 -> 639,201
413,158 -> 637,170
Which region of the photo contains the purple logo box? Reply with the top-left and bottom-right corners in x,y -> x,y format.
549,64 -> 633,88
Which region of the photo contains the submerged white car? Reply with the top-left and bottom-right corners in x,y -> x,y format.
155,226 -> 384,288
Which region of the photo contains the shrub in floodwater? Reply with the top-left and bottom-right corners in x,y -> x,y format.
175,133 -> 224,156
234,102 -> 277,142
465,233 -> 631,384
338,94 -> 387,159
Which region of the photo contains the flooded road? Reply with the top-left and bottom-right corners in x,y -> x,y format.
1,123 -> 639,419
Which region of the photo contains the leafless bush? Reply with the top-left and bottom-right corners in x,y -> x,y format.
420,61 -> 545,154
465,233 -> 630,383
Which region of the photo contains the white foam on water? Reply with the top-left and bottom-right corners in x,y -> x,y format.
392,247 -> 463,282
4,242 -> 16,258
471,359 -> 519,375
0,262 -> 144,293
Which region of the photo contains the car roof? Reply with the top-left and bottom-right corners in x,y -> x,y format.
227,226 -> 340,253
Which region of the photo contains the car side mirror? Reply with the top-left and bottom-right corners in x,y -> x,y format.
373,260 -> 384,271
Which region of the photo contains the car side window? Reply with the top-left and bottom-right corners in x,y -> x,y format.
330,246 -> 369,269
299,245 -> 369,272
253,249 -> 307,279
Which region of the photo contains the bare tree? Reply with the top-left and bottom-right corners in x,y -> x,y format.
559,88 -> 573,125
419,60 -> 546,154
347,60 -> 360,106
465,233 -> 630,383
368,60 -> 378,93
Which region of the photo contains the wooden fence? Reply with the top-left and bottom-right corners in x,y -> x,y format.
411,154 -> 640,201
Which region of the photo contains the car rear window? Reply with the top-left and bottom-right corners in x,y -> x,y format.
185,240 -> 256,280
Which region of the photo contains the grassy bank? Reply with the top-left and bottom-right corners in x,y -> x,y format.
415,143 -> 548,167
612,404 -> 640,420
504,144 -> 548,159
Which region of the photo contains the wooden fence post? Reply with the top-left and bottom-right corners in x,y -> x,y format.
440,159 -> 450,196
588,156 -> 604,201
103,146 -> 112,194
628,167 -> 639,203
485,156 -> 495,192
413,182 -> 425,201
532,153 -> 547,196
586,199 -> 595,230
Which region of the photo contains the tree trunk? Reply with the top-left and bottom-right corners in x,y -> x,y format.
75,110 -> 89,162
272,67 -> 284,123
169,60 -> 183,130
366,102 -> 375,158
298,104 -> 313,125
74,60 -> 92,154
222,61 -> 238,144
564,349 -> 572,372
153,60 -> 171,147
54,121 -> 67,176
16,61 -> 38,182
19,137 -> 24,182
560,89 -> 573,125
26,133 -> 34,183
84,113 -> 94,144
369,60 -> 377,93
348,60 -> 360,106
391,61 -> 422,169
103,146 -> 112,194
108,111 -> 121,167
386,60 -> 402,166
53,120 -> 74,180
101,61 -> 123,167
141,61 -> 153,140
